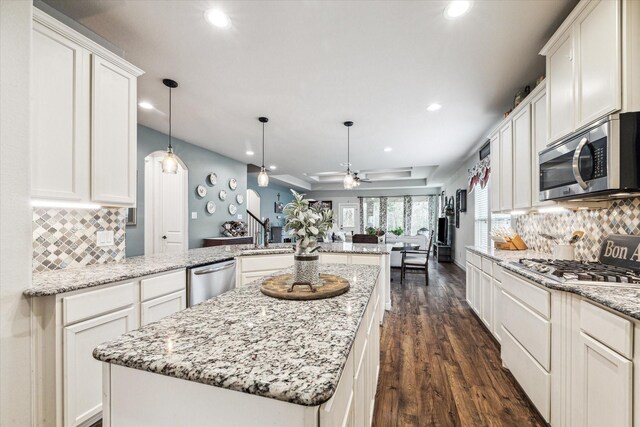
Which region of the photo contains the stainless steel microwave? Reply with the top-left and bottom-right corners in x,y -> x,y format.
539,112 -> 640,201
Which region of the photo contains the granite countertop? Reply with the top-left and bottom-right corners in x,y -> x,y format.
466,245 -> 640,322
93,263 -> 380,406
26,242 -> 391,297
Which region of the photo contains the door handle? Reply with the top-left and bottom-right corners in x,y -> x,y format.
162,235 -> 167,240
194,263 -> 234,275
572,137 -> 590,190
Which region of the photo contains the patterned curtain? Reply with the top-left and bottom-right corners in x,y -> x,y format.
358,197 -> 365,233
403,196 -> 412,235
427,195 -> 438,233
380,197 -> 388,231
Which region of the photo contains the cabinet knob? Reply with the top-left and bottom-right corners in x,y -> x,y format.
162,235 -> 167,240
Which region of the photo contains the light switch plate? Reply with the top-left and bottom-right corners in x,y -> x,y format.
237,214 -> 243,220
96,230 -> 114,247
191,212 -> 198,219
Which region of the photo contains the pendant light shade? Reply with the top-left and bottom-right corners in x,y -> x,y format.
343,121 -> 355,189
161,79 -> 179,174
257,117 -> 269,187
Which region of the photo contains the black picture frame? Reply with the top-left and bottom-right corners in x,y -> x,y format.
274,202 -> 284,213
126,207 -> 137,226
456,189 -> 467,213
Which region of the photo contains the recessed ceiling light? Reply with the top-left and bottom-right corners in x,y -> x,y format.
269,165 -> 277,170
444,1 -> 472,19
384,147 -> 392,152
138,101 -> 154,110
204,9 -> 231,28
246,150 -> 254,156
427,103 -> 442,112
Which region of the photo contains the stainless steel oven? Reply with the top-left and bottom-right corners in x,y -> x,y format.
539,113 -> 640,201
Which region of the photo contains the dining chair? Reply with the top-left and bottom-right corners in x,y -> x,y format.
401,230 -> 435,285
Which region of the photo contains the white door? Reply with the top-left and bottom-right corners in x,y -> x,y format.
499,122 -> 513,212
90,55 -> 137,205
512,104 -> 531,209
246,189 -> 261,219
339,203 -> 359,232
63,306 -> 137,427
145,153 -> 188,254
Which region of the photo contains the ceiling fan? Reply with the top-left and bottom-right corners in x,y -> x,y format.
352,172 -> 372,187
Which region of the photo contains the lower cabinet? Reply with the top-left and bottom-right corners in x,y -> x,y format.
465,250 -> 502,343
480,271 -> 492,329
236,254 -> 295,287
64,306 -> 138,427
33,269 -> 187,427
491,277 -> 502,343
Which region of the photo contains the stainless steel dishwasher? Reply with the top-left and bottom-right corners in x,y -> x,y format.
187,260 -> 236,306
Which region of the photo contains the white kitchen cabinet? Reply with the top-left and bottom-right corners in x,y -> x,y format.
141,290 -> 186,326
546,31 -> 575,144
64,306 -> 138,427
491,277 -> 502,343
530,87 -> 552,207
499,122 -> 513,212
465,261 -> 473,306
480,271 -> 492,329
489,133 -> 501,213
576,332 -> 632,427
575,0 -> 621,128
512,104 -> 531,209
472,265 -> 481,316
31,10 -> 143,207
31,20 -> 90,201
91,56 -> 138,206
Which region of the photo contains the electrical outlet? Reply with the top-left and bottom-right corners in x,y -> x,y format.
237,214 -> 243,220
191,212 -> 198,220
96,230 -> 114,247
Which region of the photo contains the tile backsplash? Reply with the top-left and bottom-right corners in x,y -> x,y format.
33,208 -> 126,272
514,198 -> 640,261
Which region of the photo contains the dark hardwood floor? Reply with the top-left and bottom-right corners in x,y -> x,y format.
373,262 -> 546,427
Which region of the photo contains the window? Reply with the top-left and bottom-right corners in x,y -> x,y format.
474,185 -> 489,249
410,196 -> 430,234
339,204 -> 357,229
362,198 -> 380,229
386,197 -> 404,233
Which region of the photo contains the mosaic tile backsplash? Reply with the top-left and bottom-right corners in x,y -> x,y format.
33,208 -> 126,272
514,198 -> 640,261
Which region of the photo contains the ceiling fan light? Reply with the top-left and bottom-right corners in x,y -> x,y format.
257,166 -> 269,187
343,172 -> 355,190
161,147 -> 179,174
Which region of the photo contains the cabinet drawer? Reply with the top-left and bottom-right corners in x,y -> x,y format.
481,257 -> 493,276
501,291 -> 551,370
240,270 -> 278,286
581,300 -> 633,359
466,251 -> 481,268
240,255 -> 293,272
140,270 -> 186,302
351,255 -> 381,266
63,282 -> 135,325
141,290 -> 186,326
501,327 -> 551,422
320,253 -> 350,264
502,270 -> 550,319
493,265 -> 504,283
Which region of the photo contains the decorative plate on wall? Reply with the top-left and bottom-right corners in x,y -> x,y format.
206,201 -> 216,214
228,204 -> 237,215
196,185 -> 207,198
219,190 -> 227,201
208,173 -> 218,186
229,178 -> 238,190
236,194 -> 244,204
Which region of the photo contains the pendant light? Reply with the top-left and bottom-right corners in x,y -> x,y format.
257,116 -> 269,187
343,121 -> 355,189
161,78 -> 179,174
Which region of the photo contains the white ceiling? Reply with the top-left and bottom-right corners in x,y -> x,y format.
44,0 -> 576,189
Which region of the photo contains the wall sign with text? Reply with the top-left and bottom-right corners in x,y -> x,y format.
599,234 -> 640,269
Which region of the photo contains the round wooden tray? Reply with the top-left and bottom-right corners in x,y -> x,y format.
260,274 -> 350,300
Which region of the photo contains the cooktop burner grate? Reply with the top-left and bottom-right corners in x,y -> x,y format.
518,258 -> 640,283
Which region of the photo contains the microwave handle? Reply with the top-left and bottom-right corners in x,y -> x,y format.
572,137 -> 590,190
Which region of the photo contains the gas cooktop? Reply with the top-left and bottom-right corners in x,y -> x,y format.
518,258 -> 640,284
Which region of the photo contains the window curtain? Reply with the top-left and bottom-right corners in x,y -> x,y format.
380,197 -> 388,231
427,195 -> 438,234
468,157 -> 491,193
403,196 -> 412,235
358,197 -> 365,233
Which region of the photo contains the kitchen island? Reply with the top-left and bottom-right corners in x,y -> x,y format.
94,263 -> 382,427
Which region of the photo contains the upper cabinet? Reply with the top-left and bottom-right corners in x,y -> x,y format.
31,10 -> 143,207
489,133 -> 500,212
512,104 -> 531,210
499,122 -> 513,212
541,0 -> 640,146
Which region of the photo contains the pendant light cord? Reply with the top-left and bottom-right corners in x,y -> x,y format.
347,126 -> 350,173
262,122 -> 265,168
168,87 -> 173,150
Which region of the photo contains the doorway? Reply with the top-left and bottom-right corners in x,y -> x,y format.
144,151 -> 189,254
246,189 -> 261,219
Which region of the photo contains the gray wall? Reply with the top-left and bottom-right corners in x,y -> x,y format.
126,125 -> 248,256
247,180 -> 296,227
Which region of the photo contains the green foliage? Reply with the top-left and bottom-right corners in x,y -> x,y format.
389,227 -> 404,236
283,190 -> 334,251
366,227 -> 384,236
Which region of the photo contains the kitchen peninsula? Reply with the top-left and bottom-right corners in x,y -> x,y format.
94,263 -> 381,427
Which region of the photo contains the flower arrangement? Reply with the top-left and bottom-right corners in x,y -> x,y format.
283,190 -> 334,253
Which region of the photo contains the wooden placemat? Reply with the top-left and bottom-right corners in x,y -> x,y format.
261,273 -> 350,300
